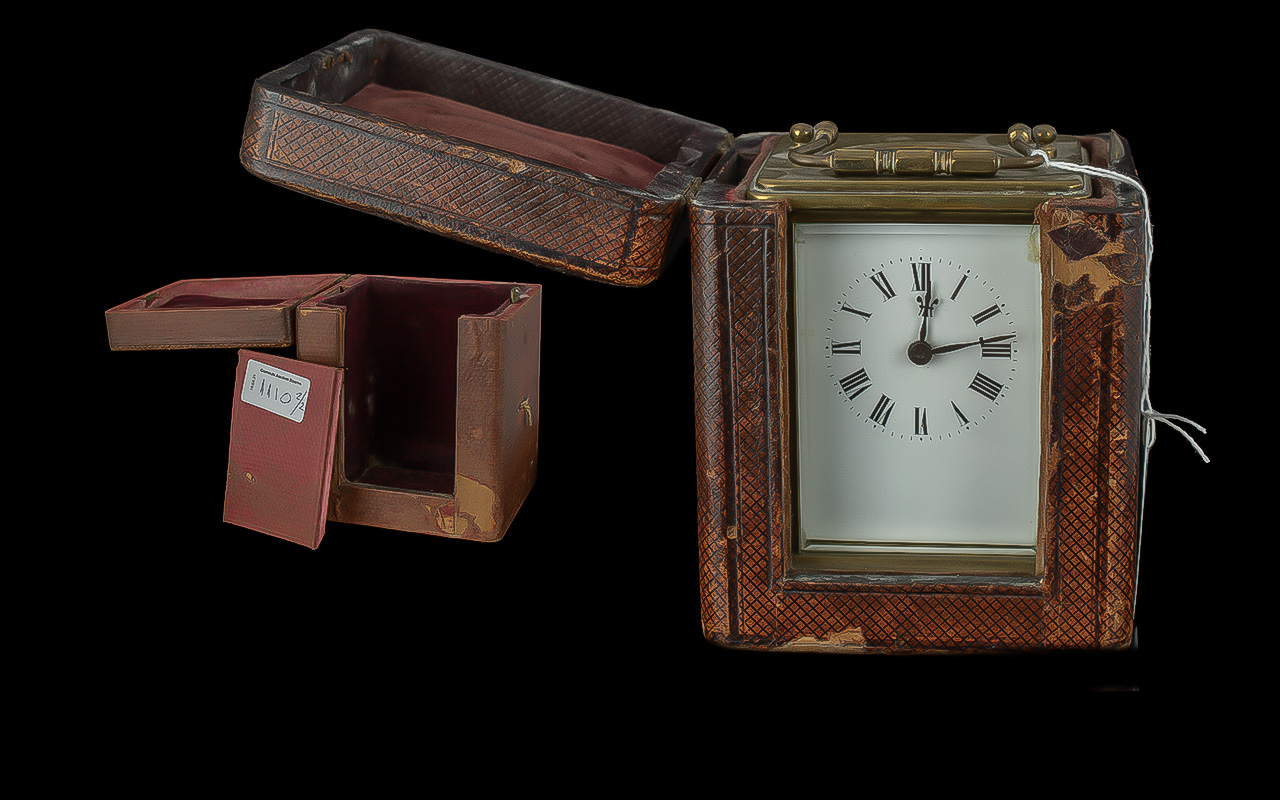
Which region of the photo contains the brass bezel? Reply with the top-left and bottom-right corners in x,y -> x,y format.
781,208 -> 1053,581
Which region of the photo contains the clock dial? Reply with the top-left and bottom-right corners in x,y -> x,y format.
825,253 -> 1023,440
793,223 -> 1044,557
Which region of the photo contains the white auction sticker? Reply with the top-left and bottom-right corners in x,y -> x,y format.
241,359 -> 310,423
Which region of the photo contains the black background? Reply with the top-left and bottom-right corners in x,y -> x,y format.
76,12 -> 1215,705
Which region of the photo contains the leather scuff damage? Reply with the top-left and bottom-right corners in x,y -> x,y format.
454,475 -> 498,537
778,627 -> 869,651
1044,205 -> 1146,305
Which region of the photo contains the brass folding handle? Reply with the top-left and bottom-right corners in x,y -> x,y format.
787,122 -> 1059,176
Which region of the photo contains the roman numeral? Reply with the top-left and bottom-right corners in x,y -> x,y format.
912,262 -> 932,292
840,304 -> 872,320
950,274 -> 968,300
972,304 -> 1002,325
981,338 -> 1013,358
870,394 -> 895,426
831,340 -> 862,355
969,371 -> 1004,401
839,369 -> 872,399
914,407 -> 928,436
951,401 -> 970,426
870,271 -> 896,300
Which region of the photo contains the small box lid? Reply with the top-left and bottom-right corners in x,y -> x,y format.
105,275 -> 345,351
223,350 -> 343,549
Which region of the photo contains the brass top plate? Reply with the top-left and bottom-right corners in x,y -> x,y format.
747,132 -> 1090,213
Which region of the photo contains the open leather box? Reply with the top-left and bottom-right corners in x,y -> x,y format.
240,29 -> 732,287
106,274 -> 541,548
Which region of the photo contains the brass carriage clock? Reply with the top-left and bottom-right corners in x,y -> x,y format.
690,122 -> 1149,652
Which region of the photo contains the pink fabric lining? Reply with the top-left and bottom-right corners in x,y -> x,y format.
344,83 -> 665,190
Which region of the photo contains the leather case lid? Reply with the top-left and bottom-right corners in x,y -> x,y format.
240,30 -> 732,286
223,350 -> 343,549
105,275 -> 345,351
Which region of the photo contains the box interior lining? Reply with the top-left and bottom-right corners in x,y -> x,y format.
342,83 -> 664,190
321,277 -> 513,495
284,34 -> 696,190
153,294 -> 290,309
115,275 -> 344,312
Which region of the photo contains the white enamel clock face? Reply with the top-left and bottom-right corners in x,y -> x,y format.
793,223 -> 1044,556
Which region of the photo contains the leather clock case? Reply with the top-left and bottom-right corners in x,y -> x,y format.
240,30 -> 732,287
690,132 -> 1147,652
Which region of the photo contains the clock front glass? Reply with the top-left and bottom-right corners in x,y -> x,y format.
792,223 -> 1044,562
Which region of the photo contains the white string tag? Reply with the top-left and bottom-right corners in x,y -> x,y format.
1031,147 -> 1209,464
1031,145 -> 1207,631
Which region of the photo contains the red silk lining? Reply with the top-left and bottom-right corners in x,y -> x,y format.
344,83 -> 665,190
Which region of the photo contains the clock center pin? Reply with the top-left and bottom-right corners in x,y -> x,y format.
907,340 -> 933,366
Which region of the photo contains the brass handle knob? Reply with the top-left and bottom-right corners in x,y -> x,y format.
1008,124 -> 1058,159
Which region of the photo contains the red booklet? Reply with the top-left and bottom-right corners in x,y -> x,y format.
222,350 -> 343,548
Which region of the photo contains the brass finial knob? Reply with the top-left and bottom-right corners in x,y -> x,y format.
1008,124 -> 1033,154
790,123 -> 815,144
1032,124 -> 1058,158
791,122 -> 837,144
1009,124 -> 1057,159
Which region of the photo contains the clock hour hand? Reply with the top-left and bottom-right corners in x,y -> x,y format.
929,333 -> 1015,356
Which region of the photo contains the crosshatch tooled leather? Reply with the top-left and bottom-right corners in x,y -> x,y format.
240,30 -> 732,286
690,133 -> 1146,652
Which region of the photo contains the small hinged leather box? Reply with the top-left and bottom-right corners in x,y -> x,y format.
107,274 -> 541,547
240,29 -> 732,287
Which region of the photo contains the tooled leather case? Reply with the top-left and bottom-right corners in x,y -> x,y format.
689,133 -> 1150,653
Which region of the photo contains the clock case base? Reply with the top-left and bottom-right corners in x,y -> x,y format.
690,133 -> 1147,652
106,274 -> 542,547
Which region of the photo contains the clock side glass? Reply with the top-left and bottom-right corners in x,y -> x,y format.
792,223 -> 1044,567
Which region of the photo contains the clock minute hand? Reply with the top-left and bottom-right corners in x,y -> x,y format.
930,333 -> 1015,356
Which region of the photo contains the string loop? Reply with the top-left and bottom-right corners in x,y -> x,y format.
1030,148 -> 1209,464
